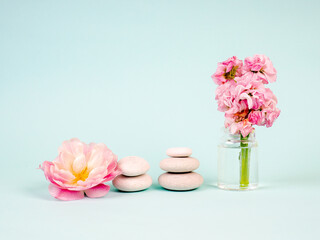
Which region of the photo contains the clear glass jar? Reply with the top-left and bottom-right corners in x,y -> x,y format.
218,130 -> 258,190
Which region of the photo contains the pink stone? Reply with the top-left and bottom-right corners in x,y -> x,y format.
166,147 -> 192,158
112,174 -> 152,192
118,156 -> 150,177
158,172 -> 203,191
160,157 -> 199,173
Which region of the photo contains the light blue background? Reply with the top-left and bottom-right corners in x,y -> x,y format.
1,1 -> 319,239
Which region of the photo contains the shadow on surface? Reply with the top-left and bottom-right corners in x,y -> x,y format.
110,185 -> 151,194
22,183 -> 125,201
151,182 -> 217,192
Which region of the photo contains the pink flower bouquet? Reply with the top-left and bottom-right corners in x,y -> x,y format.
212,55 -> 280,188
40,138 -> 121,201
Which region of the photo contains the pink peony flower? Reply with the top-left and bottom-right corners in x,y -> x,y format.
243,54 -> 277,84
40,138 -> 121,201
211,56 -> 243,85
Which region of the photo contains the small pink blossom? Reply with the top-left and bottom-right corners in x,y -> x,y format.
262,88 -> 278,109
222,77 -> 267,116
40,138 -> 121,201
234,77 -> 266,111
228,119 -> 254,138
265,108 -> 281,128
215,80 -> 237,112
243,54 -> 277,84
248,111 -> 265,126
211,56 -> 243,85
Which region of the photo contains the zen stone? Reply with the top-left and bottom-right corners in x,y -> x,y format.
118,156 -> 150,177
166,147 -> 192,158
112,174 -> 152,192
160,157 -> 200,173
158,172 -> 203,191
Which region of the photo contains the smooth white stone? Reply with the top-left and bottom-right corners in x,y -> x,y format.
118,156 -> 150,177
112,174 -> 152,192
166,147 -> 192,158
160,157 -> 200,173
158,172 -> 203,191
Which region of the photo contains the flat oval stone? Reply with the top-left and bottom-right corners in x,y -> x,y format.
118,156 -> 150,177
160,157 -> 199,173
112,174 -> 152,192
166,147 -> 192,158
158,172 -> 203,191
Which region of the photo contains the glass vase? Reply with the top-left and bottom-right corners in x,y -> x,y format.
217,130 -> 258,190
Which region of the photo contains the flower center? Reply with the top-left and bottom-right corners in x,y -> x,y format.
234,109 -> 249,122
72,167 -> 90,184
252,69 -> 264,74
224,66 -> 238,80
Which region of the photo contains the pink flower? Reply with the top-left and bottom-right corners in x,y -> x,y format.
215,80 -> 237,112
248,111 -> 265,126
228,119 -> 254,138
243,54 -> 277,84
262,88 -> 278,109
233,77 -> 266,111
260,87 -> 280,127
212,55 -> 280,137
222,76 -> 267,116
211,56 -> 243,85
265,108 -> 281,128
220,78 -> 280,135
40,138 -> 121,201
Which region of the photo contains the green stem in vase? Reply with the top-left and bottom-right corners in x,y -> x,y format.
240,134 -> 251,188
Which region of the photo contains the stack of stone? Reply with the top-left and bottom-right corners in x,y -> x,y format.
112,156 -> 152,192
158,147 -> 203,191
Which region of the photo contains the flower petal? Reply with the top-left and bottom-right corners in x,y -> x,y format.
84,184 -> 110,198
72,154 -> 87,174
48,184 -> 84,201
58,151 -> 74,171
103,168 -> 121,182
59,138 -> 85,156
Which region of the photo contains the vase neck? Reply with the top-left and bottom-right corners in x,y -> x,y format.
221,129 -> 256,144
